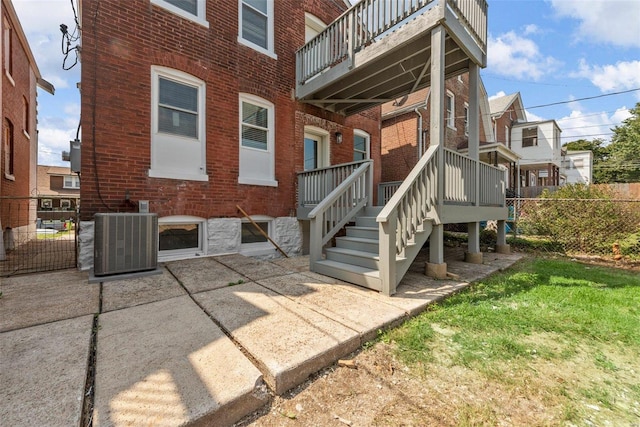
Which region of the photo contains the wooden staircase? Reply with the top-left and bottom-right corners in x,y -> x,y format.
314,206 -> 434,293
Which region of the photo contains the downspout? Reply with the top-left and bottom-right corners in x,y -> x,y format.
415,107 -> 424,158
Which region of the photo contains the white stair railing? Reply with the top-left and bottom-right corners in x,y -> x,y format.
298,160 -> 369,208
377,145 -> 438,294
308,160 -> 373,266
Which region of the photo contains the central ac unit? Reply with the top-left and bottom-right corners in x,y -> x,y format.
94,213 -> 158,276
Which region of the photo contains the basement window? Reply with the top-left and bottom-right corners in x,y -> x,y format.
240,216 -> 274,256
158,216 -> 206,261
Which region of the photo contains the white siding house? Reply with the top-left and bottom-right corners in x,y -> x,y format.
511,120 -> 563,187
562,150 -> 593,185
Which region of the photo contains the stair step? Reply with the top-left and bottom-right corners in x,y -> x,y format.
325,247 -> 408,270
313,259 -> 382,291
345,226 -> 378,239
335,236 -> 379,253
355,216 -> 377,228
363,206 -> 383,217
325,247 -> 378,269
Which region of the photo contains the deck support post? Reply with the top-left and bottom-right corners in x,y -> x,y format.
496,220 -> 510,254
427,224 -> 447,279
465,221 -> 483,264
428,25 -> 446,276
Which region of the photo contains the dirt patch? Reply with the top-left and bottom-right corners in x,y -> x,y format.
238,337 -> 639,426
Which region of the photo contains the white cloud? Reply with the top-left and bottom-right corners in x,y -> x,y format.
488,91 -> 507,101
556,106 -> 631,144
549,0 -> 640,48
523,24 -> 539,36
525,110 -> 546,122
488,31 -> 561,81
37,107 -> 80,166
573,59 -> 640,93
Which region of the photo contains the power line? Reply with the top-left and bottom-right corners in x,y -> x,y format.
526,88 -> 640,110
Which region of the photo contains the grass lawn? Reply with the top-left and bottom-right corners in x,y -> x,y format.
385,257 -> 640,426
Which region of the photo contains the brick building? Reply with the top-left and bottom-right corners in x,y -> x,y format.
1,0 -> 54,252
78,0 -> 382,267
36,165 -> 80,222
380,73 -> 497,184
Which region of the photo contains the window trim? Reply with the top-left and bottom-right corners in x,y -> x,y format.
158,215 -> 207,261
63,174 -> 80,189
3,20 -> 14,86
238,0 -> 277,59
23,96 -> 30,138
150,0 -> 209,27
150,66 -> 208,182
446,91 -> 455,129
463,102 -> 469,136
522,126 -> 538,148
303,126 -> 330,171
239,215 -> 274,256
353,129 -> 370,161
238,93 -> 277,187
4,118 -> 14,180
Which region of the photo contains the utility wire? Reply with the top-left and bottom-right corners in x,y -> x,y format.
526,88 -> 640,110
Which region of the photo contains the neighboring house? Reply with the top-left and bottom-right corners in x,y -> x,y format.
380,74 -> 520,200
80,0 -> 503,296
488,92 -> 565,194
36,165 -> 80,222
0,0 -> 54,251
561,150 -> 593,185
511,119 -> 564,189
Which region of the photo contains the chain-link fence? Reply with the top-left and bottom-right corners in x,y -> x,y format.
1,196 -> 78,276
506,198 -> 640,262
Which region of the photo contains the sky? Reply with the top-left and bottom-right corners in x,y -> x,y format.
13,0 -> 640,167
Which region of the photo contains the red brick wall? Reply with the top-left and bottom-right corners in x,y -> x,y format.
80,0 -> 380,220
380,73 -> 488,184
1,10 -> 37,228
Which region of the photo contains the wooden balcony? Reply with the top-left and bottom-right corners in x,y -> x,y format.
296,0 -> 487,115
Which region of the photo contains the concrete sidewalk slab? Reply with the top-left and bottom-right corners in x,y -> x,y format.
93,296 -> 267,427
0,270 -> 98,332
193,281 -> 361,395
165,257 -> 246,294
257,273 -> 407,342
101,266 -> 186,312
269,255 -> 311,272
0,315 -> 93,427
216,254 -> 290,281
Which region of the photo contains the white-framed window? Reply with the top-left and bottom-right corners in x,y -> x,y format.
446,91 -> 455,129
150,66 -> 207,181
158,216 -> 206,260
505,125 -> 510,148
23,96 -> 30,138
239,0 -> 276,58
61,199 -> 72,210
151,0 -> 209,27
353,129 -> 370,161
63,175 -> 80,189
41,199 -> 52,209
238,93 -> 277,186
240,215 -> 274,256
522,126 -> 538,147
3,19 -> 14,86
463,103 -> 469,136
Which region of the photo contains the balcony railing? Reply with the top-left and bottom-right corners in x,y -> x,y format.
296,0 -> 487,85
297,160 -> 370,208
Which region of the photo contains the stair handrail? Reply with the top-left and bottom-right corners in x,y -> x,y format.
376,145 -> 438,295
308,160 -> 373,265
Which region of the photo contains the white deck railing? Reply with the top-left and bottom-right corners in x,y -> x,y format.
296,0 -> 487,85
444,148 -> 476,205
479,162 -> 506,207
308,160 -> 373,264
380,149 -> 505,208
297,160 -> 369,208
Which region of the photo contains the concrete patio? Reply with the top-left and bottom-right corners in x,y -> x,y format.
0,249 -> 523,427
